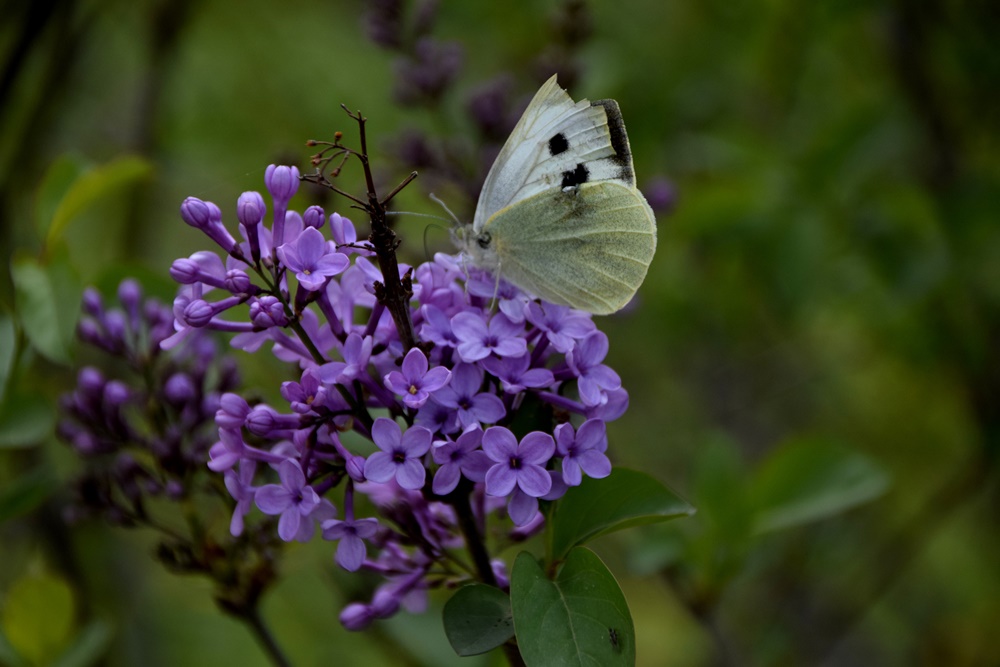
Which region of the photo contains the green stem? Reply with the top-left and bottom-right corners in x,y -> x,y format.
241,606 -> 293,667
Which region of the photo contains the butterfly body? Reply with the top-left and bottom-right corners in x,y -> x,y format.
458,75 -> 656,315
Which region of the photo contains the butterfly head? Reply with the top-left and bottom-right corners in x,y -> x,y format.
451,224 -> 500,270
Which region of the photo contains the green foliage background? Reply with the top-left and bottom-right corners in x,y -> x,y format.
2,0 -> 998,665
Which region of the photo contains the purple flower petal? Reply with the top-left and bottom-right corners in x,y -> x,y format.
485,465 -> 517,497
515,464 -> 552,497
364,451 -> 396,483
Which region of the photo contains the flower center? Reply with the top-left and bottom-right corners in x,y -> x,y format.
508,456 -> 522,470
408,384 -> 419,395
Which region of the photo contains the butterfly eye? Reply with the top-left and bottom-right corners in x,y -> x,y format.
476,232 -> 492,249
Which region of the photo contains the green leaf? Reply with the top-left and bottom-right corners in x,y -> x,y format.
34,155 -> 89,241
511,548 -> 634,666
550,468 -> 694,561
0,314 -> 15,404
750,437 -> 891,534
0,468 -> 57,523
1,574 -> 76,665
0,629 -> 27,666
0,393 -> 56,449
43,155 -> 153,246
442,584 -> 514,656
11,253 -> 82,364
51,619 -> 114,667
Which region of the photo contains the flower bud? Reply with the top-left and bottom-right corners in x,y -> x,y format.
164,372 -> 197,405
169,258 -> 202,284
82,287 -> 104,317
264,165 -> 300,206
224,270 -> 252,294
182,299 -> 215,328
339,603 -> 374,631
236,191 -> 266,228
303,205 -> 325,229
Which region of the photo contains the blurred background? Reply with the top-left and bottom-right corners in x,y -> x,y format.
2,0 -> 999,665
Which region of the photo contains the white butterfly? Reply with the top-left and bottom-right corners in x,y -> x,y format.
456,75 -> 657,315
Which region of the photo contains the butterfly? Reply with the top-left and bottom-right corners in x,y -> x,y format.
456,74 -> 657,315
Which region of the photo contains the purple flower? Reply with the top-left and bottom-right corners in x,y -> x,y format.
340,603 -> 375,631
224,460 -> 257,536
319,333 -> 373,385
525,302 -> 595,353
383,348 -> 451,409
303,205 -> 325,230
249,296 -> 288,328
480,354 -> 554,394
566,331 -> 622,406
281,368 -> 328,414
430,363 -> 504,429
237,191 -> 265,261
467,274 -> 530,323
265,164 -> 299,248
255,459 -> 323,541
414,400 -> 460,435
364,419 -> 432,490
419,304 -> 459,348
451,312 -> 527,363
207,428 -> 246,472
322,517 -> 380,571
554,419 -> 611,486
277,227 -> 349,291
507,487 -> 540,527
431,427 -> 492,495
482,427 -> 554,498
180,197 -> 238,254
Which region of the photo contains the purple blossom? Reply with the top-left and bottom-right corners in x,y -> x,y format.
525,302 -> 595,353
480,354 -> 554,394
208,428 -> 246,472
419,304 -> 460,348
277,227 -> 350,291
249,296 -> 288,328
414,400 -> 460,435
319,333 -> 373,384
482,427 -> 555,499
364,419 -> 432,490
160,164 -> 640,629
383,348 -> 451,409
224,460 -> 257,536
566,331 -> 622,406
431,427 -> 492,495
180,197 -> 238,254
236,191 -> 265,261
554,419 -> 611,486
264,164 -> 299,248
430,363 -> 504,429
467,274 -> 530,323
280,368 -> 328,414
323,516 -> 380,571
451,312 -> 527,362
255,459 -> 324,541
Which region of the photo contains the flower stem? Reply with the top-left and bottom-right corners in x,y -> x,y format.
241,606 -> 293,667
450,487 -> 526,667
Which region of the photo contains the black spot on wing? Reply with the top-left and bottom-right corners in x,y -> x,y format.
591,98 -> 635,184
548,133 -> 569,156
560,163 -> 589,188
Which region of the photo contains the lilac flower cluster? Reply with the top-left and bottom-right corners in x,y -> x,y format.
58,279 -> 240,524
171,165 -> 628,629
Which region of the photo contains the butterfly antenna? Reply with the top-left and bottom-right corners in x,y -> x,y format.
429,193 -> 461,226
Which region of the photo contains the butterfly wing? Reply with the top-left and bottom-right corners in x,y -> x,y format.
483,181 -> 656,314
472,75 -> 638,233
